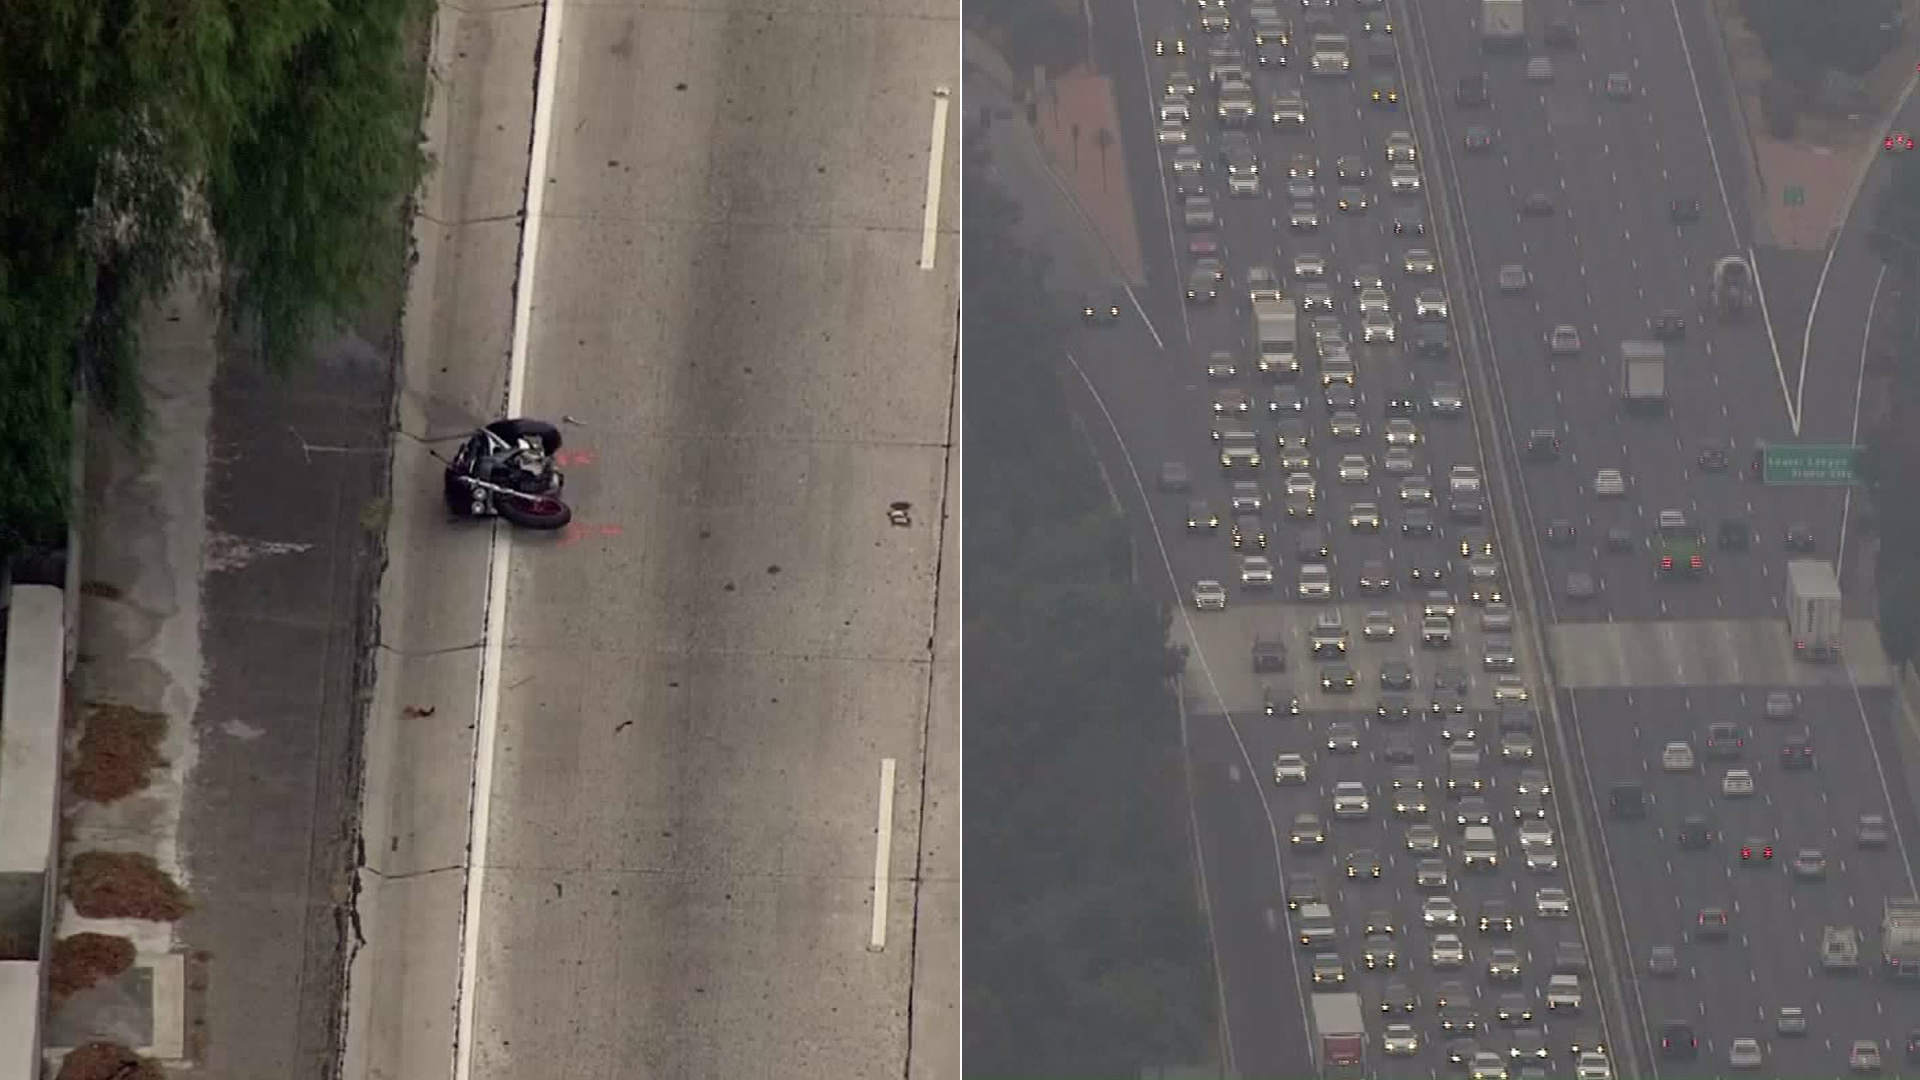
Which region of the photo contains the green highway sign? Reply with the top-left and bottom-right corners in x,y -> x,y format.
1763,444 -> 1861,485
1785,185 -> 1806,206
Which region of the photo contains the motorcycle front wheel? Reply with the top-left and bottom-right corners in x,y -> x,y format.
497,494 -> 573,530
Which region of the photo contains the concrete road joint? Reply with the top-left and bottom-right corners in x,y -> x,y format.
1398,5 -> 1653,1076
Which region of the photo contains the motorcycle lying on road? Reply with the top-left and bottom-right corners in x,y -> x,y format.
443,418 -> 574,530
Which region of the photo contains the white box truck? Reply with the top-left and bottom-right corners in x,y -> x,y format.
1482,0 -> 1525,48
1885,899 -> 1920,978
1311,991 -> 1366,1070
1786,559 -> 1841,661
1621,340 -> 1666,412
1254,298 -> 1299,378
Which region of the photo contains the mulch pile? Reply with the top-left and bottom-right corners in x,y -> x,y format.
65,851 -> 191,921
48,932 -> 137,1001
70,702 -> 167,804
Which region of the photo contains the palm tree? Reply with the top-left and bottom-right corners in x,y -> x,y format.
1093,127 -> 1115,190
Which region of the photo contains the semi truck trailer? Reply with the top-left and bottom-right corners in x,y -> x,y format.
1482,0 -> 1525,48
1620,340 -> 1666,412
1786,559 -> 1842,660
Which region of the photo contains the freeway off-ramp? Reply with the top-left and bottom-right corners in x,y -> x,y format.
347,3 -> 959,1080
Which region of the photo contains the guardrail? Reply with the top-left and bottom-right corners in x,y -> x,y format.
0,584 -> 69,1080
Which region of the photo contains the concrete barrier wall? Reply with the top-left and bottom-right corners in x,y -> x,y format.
0,585 -> 70,1080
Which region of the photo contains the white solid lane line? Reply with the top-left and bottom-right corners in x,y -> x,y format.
920,88 -> 951,271
456,0 -> 568,1075
870,757 -> 899,951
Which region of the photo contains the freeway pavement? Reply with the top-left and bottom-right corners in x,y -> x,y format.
1042,0 -> 1640,1075
1400,0 -> 1854,635
1395,0 -> 1920,1078
461,4 -> 959,1079
1573,684 -> 1920,1078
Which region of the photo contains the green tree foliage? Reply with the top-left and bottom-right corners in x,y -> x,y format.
0,0 -> 432,559
965,0 -> 1082,79
964,172 -> 1216,1079
1741,0 -> 1900,79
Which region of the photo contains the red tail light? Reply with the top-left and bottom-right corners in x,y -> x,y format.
1690,555 -> 1704,568
1660,556 -> 1674,569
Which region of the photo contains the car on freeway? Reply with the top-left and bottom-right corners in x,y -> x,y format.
1860,813 -> 1892,847
1486,947 -> 1522,981
1403,247 -> 1438,275
1722,768 -> 1755,796
1651,309 -> 1687,338
1272,753 -> 1308,784
1384,1024 -> 1419,1056
1593,468 -> 1626,496
1289,812 -> 1326,847
1424,895 -> 1461,926
1431,933 -> 1467,967
1385,130 -> 1417,161
1728,1038 -> 1763,1069
1648,944 -> 1679,975
1464,123 -> 1494,151
1388,163 -> 1422,192
1385,418 -> 1420,446
1382,980 -> 1419,1014
1851,1041 -> 1883,1071
1416,289 -> 1449,320
1604,72 -> 1634,100
1525,55 -> 1554,80
1793,848 -> 1828,879
1495,992 -> 1534,1025
1694,906 -> 1731,940
1311,951 -> 1346,987
1407,823 -> 1441,853
1345,847 -> 1383,878
1548,324 -> 1582,355
1662,741 -> 1696,771
1192,580 -> 1226,609
1576,1053 -> 1611,1080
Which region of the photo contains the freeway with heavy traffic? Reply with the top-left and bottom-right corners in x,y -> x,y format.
1051,0 -> 1920,1075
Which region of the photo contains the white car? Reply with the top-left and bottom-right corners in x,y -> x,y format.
1422,895 -> 1461,926
1293,252 -> 1328,279
1333,781 -> 1372,817
1493,675 -> 1530,703
1526,847 -> 1560,873
1593,468 -> 1626,497
1415,289 -> 1449,320
1160,95 -> 1192,123
1273,753 -> 1309,784
1298,564 -> 1333,600
1388,163 -> 1423,192
1240,555 -> 1275,587
1193,579 -> 1227,609
1385,130 -> 1418,162
1403,248 -> 1438,274
1430,933 -> 1468,968
1247,266 -> 1285,302
1406,824 -> 1442,853
1662,741 -> 1696,771
1526,55 -> 1554,81
1385,418 -> 1420,446
1338,454 -> 1372,483
1286,471 -> 1318,499
1519,821 -> 1555,848
1448,464 -> 1483,493
1536,887 -> 1571,917
1365,609 -> 1398,640
1722,768 -> 1756,797
1383,447 -> 1416,474
1362,311 -> 1397,344
1158,118 -> 1189,145
1358,287 -> 1393,314
1729,1037 -> 1764,1069
1575,1052 -> 1612,1080
1383,1023 -> 1421,1056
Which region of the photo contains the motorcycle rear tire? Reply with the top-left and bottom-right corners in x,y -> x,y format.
486,418 -> 562,456
497,494 -> 573,530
